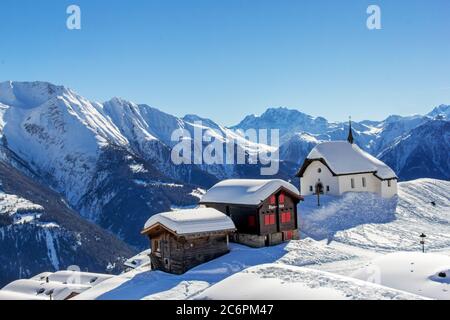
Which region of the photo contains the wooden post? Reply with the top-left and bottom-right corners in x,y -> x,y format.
420,233 -> 426,253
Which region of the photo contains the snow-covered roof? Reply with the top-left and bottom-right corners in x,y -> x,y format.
199,179 -> 300,206
124,249 -> 151,269
143,208 -> 236,235
45,271 -> 114,287
1,279 -> 90,300
302,141 -> 397,179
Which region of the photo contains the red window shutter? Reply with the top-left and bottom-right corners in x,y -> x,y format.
280,212 -> 285,223
279,193 -> 285,204
264,215 -> 269,225
270,214 -> 276,225
285,212 -> 291,222
269,195 -> 276,205
248,215 -> 255,227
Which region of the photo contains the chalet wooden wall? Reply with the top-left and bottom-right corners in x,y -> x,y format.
149,232 -> 230,274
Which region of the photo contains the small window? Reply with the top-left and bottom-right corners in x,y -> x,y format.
388,180 -> 391,187
284,231 -> 293,240
248,215 -> 256,227
326,186 -> 330,192
362,177 -> 366,188
164,258 -> 169,266
281,211 -> 291,223
269,195 -> 276,205
264,214 -> 276,226
351,178 -> 355,189
309,186 -> 313,192
279,193 -> 285,204
153,240 -> 160,253
318,168 -> 322,173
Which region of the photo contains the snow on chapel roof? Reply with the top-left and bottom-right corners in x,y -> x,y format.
143,208 -> 236,235
199,179 -> 300,206
304,141 -> 397,179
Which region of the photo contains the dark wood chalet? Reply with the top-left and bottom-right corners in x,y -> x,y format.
199,179 -> 303,248
141,208 -> 236,275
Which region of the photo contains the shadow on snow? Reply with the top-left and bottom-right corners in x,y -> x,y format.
97,243 -> 288,300
299,192 -> 398,244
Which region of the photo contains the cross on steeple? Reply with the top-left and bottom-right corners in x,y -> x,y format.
347,116 -> 354,144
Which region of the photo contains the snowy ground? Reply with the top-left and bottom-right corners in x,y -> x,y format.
194,264 -> 425,300
30,179 -> 450,299
352,252 -> 450,299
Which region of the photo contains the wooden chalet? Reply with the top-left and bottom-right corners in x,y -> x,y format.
199,179 -> 303,248
141,208 -> 236,275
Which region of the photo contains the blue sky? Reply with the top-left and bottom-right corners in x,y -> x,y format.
0,0 -> 449,125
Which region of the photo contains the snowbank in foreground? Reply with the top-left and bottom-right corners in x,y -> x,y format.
194,263 -> 425,300
352,252 -> 450,300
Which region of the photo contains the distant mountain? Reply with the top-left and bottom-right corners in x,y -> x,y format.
0,80 -> 448,254
0,82 -> 207,249
232,107 -> 332,144
427,104 -> 450,119
237,107 -> 447,182
0,160 -> 135,287
379,120 -> 450,181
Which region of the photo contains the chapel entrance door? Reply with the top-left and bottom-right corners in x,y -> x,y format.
315,182 -> 324,195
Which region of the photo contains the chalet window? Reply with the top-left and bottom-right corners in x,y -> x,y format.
264,214 -> 276,226
388,180 -> 391,187
309,186 -> 313,192
269,195 -> 276,205
279,193 -> 285,204
326,186 -> 330,192
362,177 -> 366,188
284,230 -> 294,240
153,240 -> 160,253
248,215 -> 256,227
351,178 -> 355,189
281,211 -> 291,223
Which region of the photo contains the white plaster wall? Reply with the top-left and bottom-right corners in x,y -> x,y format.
300,161 -> 398,198
380,179 -> 398,198
300,161 -> 339,196
337,173 -> 380,194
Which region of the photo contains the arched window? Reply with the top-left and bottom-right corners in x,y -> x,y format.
318,168 -> 322,173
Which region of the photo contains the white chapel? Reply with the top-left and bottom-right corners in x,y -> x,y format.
296,121 -> 398,198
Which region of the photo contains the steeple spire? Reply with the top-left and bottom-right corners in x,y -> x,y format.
347,116 -> 354,144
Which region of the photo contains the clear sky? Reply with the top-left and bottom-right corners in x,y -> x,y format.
0,0 -> 449,125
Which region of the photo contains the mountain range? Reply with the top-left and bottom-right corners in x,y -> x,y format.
0,80 -> 448,286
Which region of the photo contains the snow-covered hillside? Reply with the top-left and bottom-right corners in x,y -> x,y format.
0,80 -> 448,290
66,179 -> 449,300
0,161 -> 134,287
301,179 -> 450,252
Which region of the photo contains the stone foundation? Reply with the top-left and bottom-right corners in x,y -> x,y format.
231,231 -> 296,248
